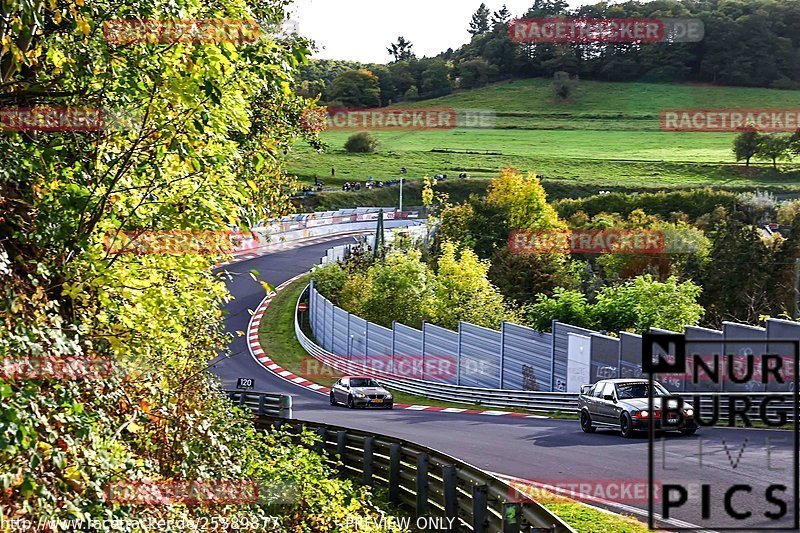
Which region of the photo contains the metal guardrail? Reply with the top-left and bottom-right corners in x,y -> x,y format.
255,415 -> 575,532
261,208 -> 417,235
224,390 -> 293,419
296,286 -> 799,419
295,286 -> 577,413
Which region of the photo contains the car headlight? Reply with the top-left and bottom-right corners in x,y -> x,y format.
355,393 -> 366,398
385,394 -> 393,399
636,410 -> 649,419
684,408 -> 694,416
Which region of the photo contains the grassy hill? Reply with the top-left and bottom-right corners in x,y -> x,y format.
399,78 -> 800,117
286,79 -> 800,206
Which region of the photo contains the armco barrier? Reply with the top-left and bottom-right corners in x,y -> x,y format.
253,208 -> 417,247
224,391 -> 293,418
247,414 -> 575,532
297,287 -> 578,413
297,286 -> 800,419
228,208 -> 423,258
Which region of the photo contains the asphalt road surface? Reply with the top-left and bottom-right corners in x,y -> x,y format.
211,231 -> 798,531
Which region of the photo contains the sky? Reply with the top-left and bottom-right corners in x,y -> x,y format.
291,0 -> 588,64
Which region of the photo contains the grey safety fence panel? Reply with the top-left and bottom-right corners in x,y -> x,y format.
392,322 -> 423,379
311,290 -> 325,347
393,322 -> 424,380
308,279 -> 314,321
309,284 -> 320,339
323,297 -> 335,352
723,322 -> 767,393
552,322 -> 596,392
459,322 -> 501,389
685,326 -> 724,393
765,318 -> 800,392
501,322 -> 552,391
315,291 -> 326,344
422,322 -> 458,384
348,314 -> 368,366
366,322 -> 393,375
300,303 -> 800,417
332,307 -> 350,356
589,334 -> 620,383
619,332 -> 643,379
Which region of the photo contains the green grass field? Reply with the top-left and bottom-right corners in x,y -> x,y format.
286,78 -> 800,205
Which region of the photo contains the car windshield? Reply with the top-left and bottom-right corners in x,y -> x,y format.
615,382 -> 669,399
350,378 -> 379,388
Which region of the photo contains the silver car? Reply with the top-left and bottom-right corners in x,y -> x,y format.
578,379 -> 697,438
330,376 -> 394,409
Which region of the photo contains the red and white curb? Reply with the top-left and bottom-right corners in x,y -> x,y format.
246,278 -> 548,419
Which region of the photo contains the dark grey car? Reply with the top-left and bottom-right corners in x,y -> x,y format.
330,376 -> 394,409
578,379 -> 697,438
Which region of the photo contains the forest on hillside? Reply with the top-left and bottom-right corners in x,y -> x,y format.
297,0 -> 800,106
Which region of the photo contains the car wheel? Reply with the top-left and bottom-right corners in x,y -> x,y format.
681,427 -> 698,436
620,413 -> 635,438
329,393 -> 336,406
347,395 -> 354,409
580,410 -> 596,433
385,403 -> 394,410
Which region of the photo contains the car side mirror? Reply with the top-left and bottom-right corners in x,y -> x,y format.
604,394 -> 615,402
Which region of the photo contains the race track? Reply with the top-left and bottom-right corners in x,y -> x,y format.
210,232 -> 798,531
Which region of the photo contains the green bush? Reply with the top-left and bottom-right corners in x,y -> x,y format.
429,242 -> 517,330
524,289 -> 593,332
344,131 -> 378,153
591,275 -> 704,334
359,249 -> 432,328
554,189 -> 738,221
313,241 -> 516,331
311,262 -> 349,304
524,276 -> 704,334
488,247 -> 581,305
